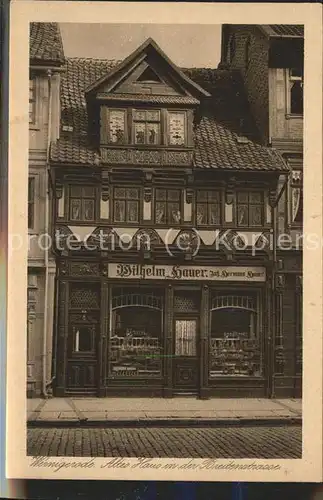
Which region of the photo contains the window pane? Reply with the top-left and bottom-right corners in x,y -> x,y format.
197,204 -> 207,225
169,112 -> 185,145
82,186 -> 95,198
127,188 -> 139,200
237,205 -> 248,225
156,189 -> 166,201
168,190 -> 180,201
209,191 -> 220,202
70,199 -> 82,220
249,205 -> 262,226
83,199 -> 95,221
196,190 -> 208,202
134,123 -> 145,144
134,110 -> 146,121
74,327 -> 93,352
291,81 -> 303,114
28,178 -> 35,202
237,192 -> 248,203
155,202 -> 166,224
70,186 -> 82,197
249,192 -> 262,204
175,320 -> 196,356
127,201 -> 139,222
147,123 -> 160,145
114,187 -> 126,199
109,110 -> 125,144
146,110 -> 160,121
209,204 -> 220,224
114,200 -> 125,222
168,203 -> 181,224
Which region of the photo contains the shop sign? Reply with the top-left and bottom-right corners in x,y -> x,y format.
108,264 -> 266,282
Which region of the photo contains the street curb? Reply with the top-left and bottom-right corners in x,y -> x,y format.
27,417 -> 302,428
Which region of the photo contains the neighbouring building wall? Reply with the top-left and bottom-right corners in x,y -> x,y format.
268,68 -> 303,142
225,25 -> 270,145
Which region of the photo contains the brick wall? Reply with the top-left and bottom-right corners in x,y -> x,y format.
225,26 -> 270,145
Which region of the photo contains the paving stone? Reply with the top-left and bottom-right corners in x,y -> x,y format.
27,425 -> 302,459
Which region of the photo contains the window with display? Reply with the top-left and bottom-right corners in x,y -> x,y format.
113,187 -> 140,223
69,185 -> 96,222
196,190 -> 221,225
108,109 -> 126,144
236,191 -> 264,227
133,109 -> 161,145
154,188 -> 182,225
109,288 -> 164,378
209,294 -> 262,378
168,112 -> 186,146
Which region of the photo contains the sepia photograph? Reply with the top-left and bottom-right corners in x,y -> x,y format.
26,21 -> 303,460
6,0 -> 322,484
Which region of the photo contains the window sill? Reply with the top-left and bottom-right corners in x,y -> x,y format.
285,114 -> 303,120
29,124 -> 41,131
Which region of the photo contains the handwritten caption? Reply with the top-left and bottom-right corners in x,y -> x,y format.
31,456 -> 281,473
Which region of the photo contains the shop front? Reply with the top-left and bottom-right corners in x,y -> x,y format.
54,262 -> 271,398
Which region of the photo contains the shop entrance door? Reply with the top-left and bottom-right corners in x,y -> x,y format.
173,317 -> 199,394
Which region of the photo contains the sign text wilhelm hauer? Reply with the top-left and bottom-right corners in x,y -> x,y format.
109,264 -> 266,282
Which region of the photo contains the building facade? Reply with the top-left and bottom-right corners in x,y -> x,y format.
27,23 -> 65,397
27,24 -> 303,399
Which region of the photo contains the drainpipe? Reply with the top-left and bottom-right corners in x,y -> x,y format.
42,69 -> 53,397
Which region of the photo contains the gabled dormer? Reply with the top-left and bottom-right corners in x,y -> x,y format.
85,38 -> 210,167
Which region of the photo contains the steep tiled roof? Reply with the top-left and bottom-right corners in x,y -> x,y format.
96,93 -> 200,105
50,58 -> 287,172
262,25 -> 304,38
30,23 -> 65,65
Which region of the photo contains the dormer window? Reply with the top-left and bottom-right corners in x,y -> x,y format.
133,109 -> 160,145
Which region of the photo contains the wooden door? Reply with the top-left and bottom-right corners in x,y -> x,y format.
173,317 -> 199,393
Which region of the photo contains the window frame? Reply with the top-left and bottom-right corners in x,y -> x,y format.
132,109 -> 162,146
112,185 -> 141,224
195,189 -> 222,227
67,184 -> 98,224
153,187 -> 183,226
234,189 -> 265,228
286,68 -> 304,117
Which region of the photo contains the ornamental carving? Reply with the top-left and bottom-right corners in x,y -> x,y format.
175,229 -> 201,257
165,151 -> 193,165
86,226 -> 119,249
133,228 -> 162,250
69,262 -> 100,276
133,150 -> 161,165
101,148 -> 193,166
275,273 -> 285,291
101,149 -> 129,164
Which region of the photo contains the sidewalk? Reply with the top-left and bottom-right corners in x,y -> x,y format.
27,397 -> 302,427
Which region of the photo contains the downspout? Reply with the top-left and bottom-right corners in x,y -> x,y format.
42,69 -> 53,397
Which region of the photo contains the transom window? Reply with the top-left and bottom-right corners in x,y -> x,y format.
196,190 -> 221,225
69,186 -> 96,222
155,188 -> 182,225
236,191 -> 263,227
113,187 -> 140,223
133,109 -> 160,145
28,177 -> 35,229
29,79 -> 36,124
289,68 -> 303,115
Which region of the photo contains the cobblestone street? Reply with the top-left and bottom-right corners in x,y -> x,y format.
27,425 -> 301,459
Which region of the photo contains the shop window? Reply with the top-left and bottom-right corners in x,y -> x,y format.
133,109 -> 160,145
288,68 -> 303,115
109,288 -> 164,378
196,190 -> 221,225
28,177 -> 35,229
290,170 -> 303,225
236,191 -> 263,227
155,188 -> 182,224
168,111 -> 186,146
29,79 -> 36,125
69,185 -> 96,222
108,109 -> 126,144
113,187 -> 140,223
209,294 -> 262,378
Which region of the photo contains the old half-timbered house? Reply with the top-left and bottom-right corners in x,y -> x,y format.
46,35 -> 295,399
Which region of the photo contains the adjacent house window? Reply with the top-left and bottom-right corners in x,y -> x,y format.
28,177 -> 35,229
245,36 -> 251,70
168,112 -> 186,146
29,79 -> 36,125
236,191 -> 263,227
133,109 -> 160,145
228,34 -> 236,63
196,190 -> 221,225
288,68 -> 303,115
290,170 -> 303,225
108,109 -> 126,144
155,188 -> 182,224
113,187 -> 140,223
69,186 -> 96,222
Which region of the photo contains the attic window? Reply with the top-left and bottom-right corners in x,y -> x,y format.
137,67 -> 161,83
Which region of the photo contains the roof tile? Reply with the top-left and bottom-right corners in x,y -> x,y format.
30,22 -> 65,64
